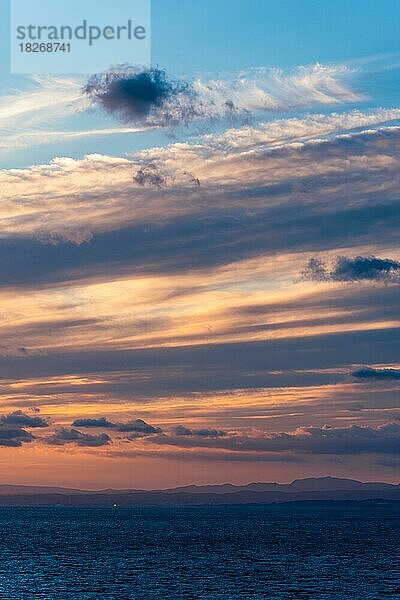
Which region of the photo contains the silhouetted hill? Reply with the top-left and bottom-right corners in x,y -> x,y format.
166,476 -> 399,494
0,477 -> 398,505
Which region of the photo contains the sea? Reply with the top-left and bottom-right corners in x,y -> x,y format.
0,502 -> 398,599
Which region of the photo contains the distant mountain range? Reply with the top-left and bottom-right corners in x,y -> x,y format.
0,477 -> 399,505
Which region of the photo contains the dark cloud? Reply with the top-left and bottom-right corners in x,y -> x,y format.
116,419 -> 161,435
303,256 -> 400,284
151,422 -> 400,456
181,171 -> 201,188
133,163 -> 200,189
0,410 -> 49,428
83,65 -> 250,128
174,425 -> 226,437
71,417 -> 161,437
0,425 -> 34,447
47,428 -> 110,447
196,428 -> 227,437
84,66 -> 197,127
351,367 -> 400,381
174,425 -> 193,436
133,163 -> 169,188
71,417 -> 115,428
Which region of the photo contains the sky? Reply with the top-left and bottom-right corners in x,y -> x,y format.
0,0 -> 399,489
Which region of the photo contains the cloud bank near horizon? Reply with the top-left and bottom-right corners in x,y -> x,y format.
3,411 -> 400,466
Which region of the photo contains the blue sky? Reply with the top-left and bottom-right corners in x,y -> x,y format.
1,0 -> 400,167
153,0 -> 400,72
3,0 -> 400,77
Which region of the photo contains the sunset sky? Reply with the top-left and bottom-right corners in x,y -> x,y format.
0,0 -> 399,489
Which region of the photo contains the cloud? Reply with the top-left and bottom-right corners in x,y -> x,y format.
207,107 -> 400,154
71,417 -> 115,428
0,425 -> 34,447
0,75 -> 87,131
47,428 -> 111,447
173,425 -> 227,437
133,162 -> 201,191
303,256 -> 400,283
0,62 -> 371,155
133,163 -> 171,188
108,447 -> 306,463
116,419 -> 161,435
0,76 -> 91,155
150,422 -> 400,456
351,367 -> 400,381
35,227 -> 93,246
0,326 -> 398,396
0,410 -> 49,428
2,115 -> 400,293
84,66 -> 199,127
0,100 -> 400,421
0,70 -> 378,160
71,417 -> 161,437
2,109 -> 400,271
84,63 -> 361,128
264,63 -> 361,107
0,126 -> 148,151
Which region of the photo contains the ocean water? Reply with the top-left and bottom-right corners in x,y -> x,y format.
0,502 -> 398,599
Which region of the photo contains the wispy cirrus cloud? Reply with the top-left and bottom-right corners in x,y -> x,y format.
0,62 -> 365,155
84,64 -> 362,128
0,75 -> 147,155
0,126 -> 148,151
0,75 -> 87,130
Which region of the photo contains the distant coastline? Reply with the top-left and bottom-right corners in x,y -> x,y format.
0,477 -> 399,506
